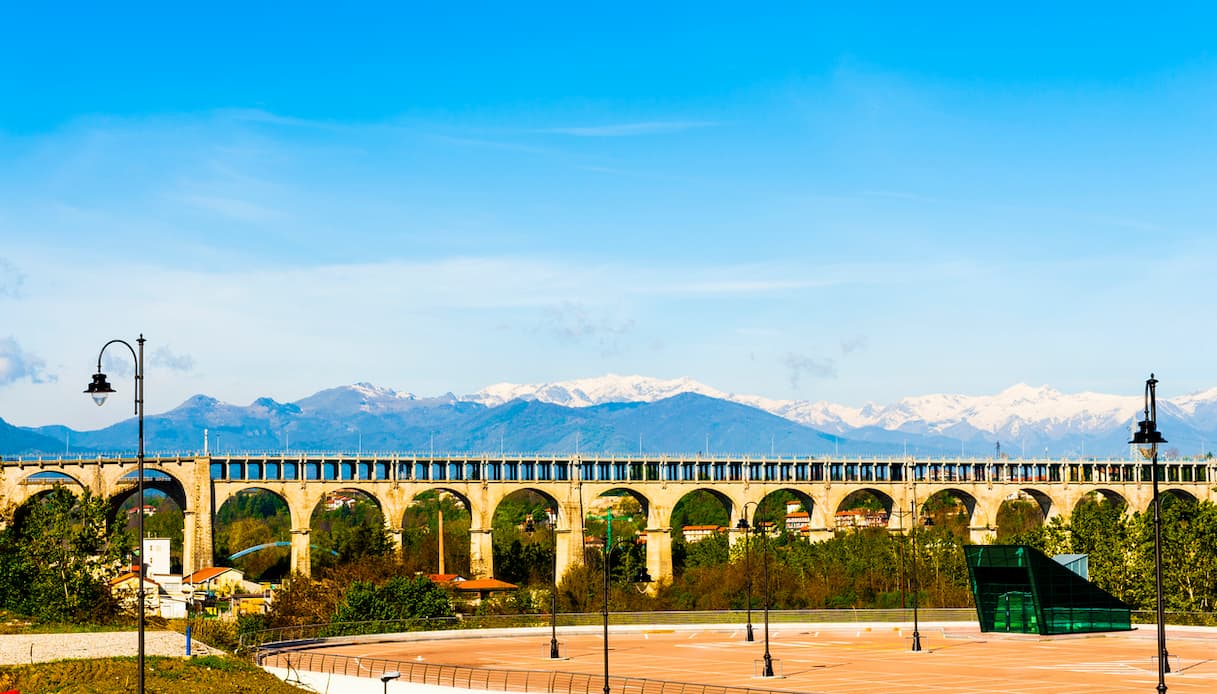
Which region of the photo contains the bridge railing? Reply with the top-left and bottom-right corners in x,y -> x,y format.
240,608 -> 978,651
262,649 -> 823,694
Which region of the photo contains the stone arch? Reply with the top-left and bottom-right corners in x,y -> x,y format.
490,487 -> 560,525
1160,488 -> 1198,507
1075,488 -> 1128,514
490,488 -> 563,585
993,491 -> 1049,541
589,487 -> 651,529
401,488 -> 473,577
213,487 -> 293,581
106,469 -> 189,525
670,487 -> 735,536
8,484 -> 82,530
752,488 -> 824,538
830,487 -> 895,531
922,487 -> 986,529
308,487 -> 390,572
9,471 -> 87,508
1017,487 -> 1057,520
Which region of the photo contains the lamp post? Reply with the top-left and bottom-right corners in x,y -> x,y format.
85,335 -> 146,694
909,498 -> 922,652
1130,374 -> 1169,693
735,502 -> 773,676
548,514 -> 560,659
736,501 -> 757,642
380,670 -> 401,693
760,521 -> 773,677
525,515 -> 561,659
596,508 -> 651,694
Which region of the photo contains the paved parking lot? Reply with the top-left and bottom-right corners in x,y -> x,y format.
302,623 -> 1217,694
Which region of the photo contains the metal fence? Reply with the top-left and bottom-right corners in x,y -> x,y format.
262,650 -> 824,694
242,608 -> 978,650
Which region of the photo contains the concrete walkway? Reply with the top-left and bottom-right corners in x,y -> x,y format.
0,631 -> 215,665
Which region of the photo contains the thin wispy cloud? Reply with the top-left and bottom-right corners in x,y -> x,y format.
0,258 -> 25,299
543,301 -> 635,357
784,352 -> 837,389
175,193 -> 284,223
0,337 -> 54,386
540,121 -> 717,137
841,335 -> 868,356
151,346 -> 196,372
649,278 -> 835,296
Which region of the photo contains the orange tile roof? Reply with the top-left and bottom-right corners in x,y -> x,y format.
427,574 -> 465,583
108,571 -> 159,587
453,579 -> 518,591
183,567 -> 236,584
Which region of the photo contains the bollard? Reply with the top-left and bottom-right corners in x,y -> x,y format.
186,624 -> 192,656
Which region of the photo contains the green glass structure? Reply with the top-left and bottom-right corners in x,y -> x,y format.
964,545 -> 1131,635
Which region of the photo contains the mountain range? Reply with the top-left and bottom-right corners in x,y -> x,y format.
2,374 -> 1212,458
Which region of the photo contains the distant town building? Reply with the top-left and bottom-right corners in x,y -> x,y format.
834,509 -> 889,528
324,493 -> 357,511
784,511 -> 810,532
682,525 -> 726,542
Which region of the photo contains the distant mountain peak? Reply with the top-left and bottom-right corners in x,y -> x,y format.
466,374 -> 729,408
350,382 -> 416,400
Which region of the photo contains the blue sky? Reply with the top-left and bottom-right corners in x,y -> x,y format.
3,4 -> 1217,429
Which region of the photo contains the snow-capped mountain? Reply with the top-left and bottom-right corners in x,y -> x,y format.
462,374 -> 1182,444
467,375 -> 734,409
6,375 -> 1215,457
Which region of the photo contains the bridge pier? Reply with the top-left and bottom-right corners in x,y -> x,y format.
646,528 -> 672,586
182,510 -> 197,575
469,528 -> 493,579
969,526 -> 995,544
291,528 -> 312,577
389,526 -> 404,560
555,499 -> 586,582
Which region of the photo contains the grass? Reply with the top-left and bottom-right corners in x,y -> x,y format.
0,655 -> 307,693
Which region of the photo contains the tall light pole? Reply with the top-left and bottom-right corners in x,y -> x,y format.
85,335 -> 146,694
596,508 -> 651,694
549,512 -> 560,659
525,515 -> 561,659
760,520 -> 773,677
910,498 -> 923,652
735,501 -> 757,642
735,502 -> 773,676
1130,373 -> 1169,693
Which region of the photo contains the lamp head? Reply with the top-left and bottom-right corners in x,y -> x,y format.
1129,418 -> 1166,446
381,671 -> 401,683
736,518 -> 749,530
85,372 -> 115,406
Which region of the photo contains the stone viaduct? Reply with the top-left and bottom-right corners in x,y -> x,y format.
2,453 -> 1213,585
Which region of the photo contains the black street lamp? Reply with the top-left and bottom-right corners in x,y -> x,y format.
910,499 -> 923,653
736,503 -> 773,677
1130,373 -> 1169,693
760,523 -> 773,677
736,501 -> 757,642
380,670 -> 401,693
597,508 -> 651,694
549,515 -> 560,659
85,335 -> 146,694
525,515 -> 561,659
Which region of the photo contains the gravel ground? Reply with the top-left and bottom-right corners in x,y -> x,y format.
0,631 -> 217,665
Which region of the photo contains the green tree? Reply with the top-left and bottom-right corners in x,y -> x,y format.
0,487 -> 127,622
329,575 -> 453,623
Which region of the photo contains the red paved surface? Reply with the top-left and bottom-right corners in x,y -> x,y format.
303,623 -> 1217,694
